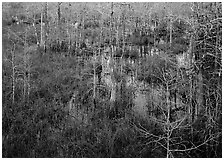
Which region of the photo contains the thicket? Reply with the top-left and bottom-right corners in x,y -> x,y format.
2,2 -> 222,158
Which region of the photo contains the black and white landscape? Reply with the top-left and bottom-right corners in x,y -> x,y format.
2,2 -> 222,158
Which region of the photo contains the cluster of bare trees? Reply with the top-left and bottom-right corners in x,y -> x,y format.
2,2 -> 221,158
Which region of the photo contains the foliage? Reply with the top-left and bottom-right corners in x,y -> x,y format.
2,2 -> 222,158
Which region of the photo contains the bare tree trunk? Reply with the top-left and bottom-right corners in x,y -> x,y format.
214,3 -> 220,121
10,42 -> 16,104
27,58 -> 31,104
93,52 -> 97,111
188,34 -> 198,123
67,3 -> 72,56
110,2 -> 114,57
197,69 -> 204,116
44,2 -> 48,53
116,16 -> 119,52
166,80 -> 171,158
32,16 -> 39,46
57,2 -> 62,48
58,2 -> 61,27
23,28 -> 28,104
40,12 -> 43,47
109,62 -> 116,109
74,13 -> 78,50
169,17 -> 172,48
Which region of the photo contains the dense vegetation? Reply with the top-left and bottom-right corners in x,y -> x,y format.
2,2 -> 222,158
